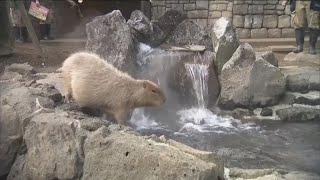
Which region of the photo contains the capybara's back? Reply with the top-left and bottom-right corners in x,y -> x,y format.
61,51 -> 166,125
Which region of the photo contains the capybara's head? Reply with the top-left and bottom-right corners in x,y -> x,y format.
137,80 -> 166,107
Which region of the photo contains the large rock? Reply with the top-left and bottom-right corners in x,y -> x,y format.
0,69 -> 62,178
210,17 -> 240,73
284,52 -> 320,66
155,10 -> 187,38
165,20 -> 212,50
86,10 -> 137,75
219,43 -> 286,110
286,70 -> 320,93
7,112 -> 224,180
168,51 -> 220,108
226,168 -> 320,180
83,127 -> 224,180
256,51 -> 278,67
127,10 -> 166,47
275,105 -> 320,122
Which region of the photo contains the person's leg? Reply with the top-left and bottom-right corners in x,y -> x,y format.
308,9 -> 320,54
292,1 -> 306,53
39,22 -> 45,40
0,0 -> 14,56
45,23 -> 53,40
21,26 -> 28,42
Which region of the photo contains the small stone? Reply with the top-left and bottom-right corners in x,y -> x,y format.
222,11 -> 232,18
264,10 -> 276,14
282,28 -> 295,38
233,15 -> 245,28
251,28 -> 268,38
237,28 -> 251,38
268,29 -> 281,38
196,1 -> 208,10
252,5 -> 263,14
209,4 -> 218,11
188,10 -> 208,18
278,15 -> 291,28
184,3 -> 196,11
264,5 -> 275,10
233,4 -> 248,15
217,4 -> 227,11
171,3 -> 183,11
260,108 -> 273,116
276,4 -> 285,10
263,15 -> 278,28
252,15 -> 263,28
210,11 -> 222,18
244,15 -> 252,28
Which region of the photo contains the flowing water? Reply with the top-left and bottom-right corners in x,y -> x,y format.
130,43 -> 320,175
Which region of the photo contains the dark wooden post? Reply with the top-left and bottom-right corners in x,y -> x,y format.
16,0 -> 44,57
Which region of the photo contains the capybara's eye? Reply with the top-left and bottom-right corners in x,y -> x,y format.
152,89 -> 156,93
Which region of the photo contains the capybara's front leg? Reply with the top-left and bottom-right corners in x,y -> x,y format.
114,108 -> 129,126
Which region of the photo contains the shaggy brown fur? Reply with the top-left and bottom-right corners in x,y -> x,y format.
61,51 -> 166,125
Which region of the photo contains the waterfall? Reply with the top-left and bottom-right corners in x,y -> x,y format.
184,63 -> 209,108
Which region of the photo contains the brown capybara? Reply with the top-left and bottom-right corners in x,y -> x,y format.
61,51 -> 166,125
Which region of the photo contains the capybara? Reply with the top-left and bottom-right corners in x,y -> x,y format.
61,52 -> 166,125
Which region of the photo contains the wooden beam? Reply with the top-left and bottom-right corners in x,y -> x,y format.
16,1 -> 44,58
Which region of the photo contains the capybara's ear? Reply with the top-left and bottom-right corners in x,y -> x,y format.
142,81 -> 148,88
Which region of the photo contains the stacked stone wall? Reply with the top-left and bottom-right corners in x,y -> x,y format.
151,0 -> 295,38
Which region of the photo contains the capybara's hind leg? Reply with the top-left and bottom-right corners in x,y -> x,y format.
63,73 -> 73,103
114,108 -> 129,126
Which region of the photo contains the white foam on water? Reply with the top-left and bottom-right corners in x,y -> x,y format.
137,43 -> 153,66
177,108 -> 259,133
129,108 -> 160,130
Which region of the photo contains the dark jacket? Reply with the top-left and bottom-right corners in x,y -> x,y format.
311,0 -> 320,11
289,0 -> 296,12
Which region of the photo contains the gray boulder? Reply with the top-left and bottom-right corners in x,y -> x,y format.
86,10 -> 137,75
127,10 -> 166,47
286,71 -> 320,93
219,43 -> 286,110
0,67 -> 63,178
165,20 -> 212,50
156,10 -> 187,38
7,112 -> 224,180
210,17 -> 240,73
276,105 -> 320,122
256,51 -> 278,67
83,127 -> 224,180
168,51 -> 220,108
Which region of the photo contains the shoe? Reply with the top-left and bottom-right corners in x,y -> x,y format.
309,28 -> 319,55
293,28 -> 305,53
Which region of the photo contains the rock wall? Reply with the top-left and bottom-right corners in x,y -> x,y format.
151,0 -> 295,38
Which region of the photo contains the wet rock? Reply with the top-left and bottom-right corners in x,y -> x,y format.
0,104 -> 22,177
8,113 -> 84,180
82,127 -> 224,180
219,43 -> 286,110
226,168 -> 320,180
256,51 -> 278,67
284,52 -> 320,66
4,63 -> 37,75
286,70 -> 320,93
210,17 -> 240,73
260,108 -> 273,116
275,105 -> 320,122
165,20 -> 212,50
127,10 -> 166,47
168,51 -> 220,107
86,10 -> 137,75
282,91 -> 320,106
156,10 -> 187,38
